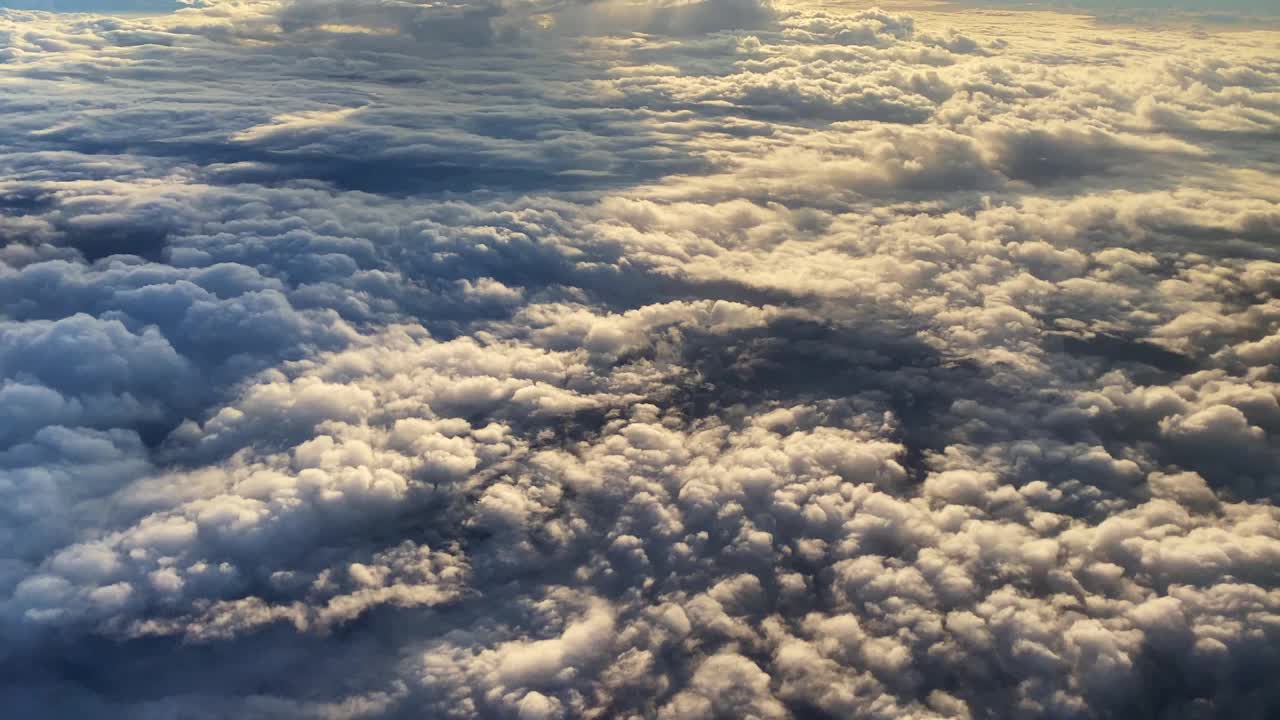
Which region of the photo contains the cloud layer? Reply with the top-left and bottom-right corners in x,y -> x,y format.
1,1 -> 1279,718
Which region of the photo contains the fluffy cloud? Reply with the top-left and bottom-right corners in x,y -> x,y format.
2,1 -> 1279,718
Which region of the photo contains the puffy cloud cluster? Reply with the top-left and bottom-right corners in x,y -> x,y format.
2,0 -> 1279,718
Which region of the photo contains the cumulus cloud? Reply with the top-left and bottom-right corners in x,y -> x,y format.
2,1 -> 1279,718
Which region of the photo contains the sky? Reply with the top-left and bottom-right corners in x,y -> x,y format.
0,0 -> 1278,718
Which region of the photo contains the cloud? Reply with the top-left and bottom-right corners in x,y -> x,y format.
1,1 -> 1279,718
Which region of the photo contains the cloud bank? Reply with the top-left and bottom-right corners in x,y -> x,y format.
1,0 -> 1279,718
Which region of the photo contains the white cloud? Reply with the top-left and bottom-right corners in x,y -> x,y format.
1,1 -> 1279,718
